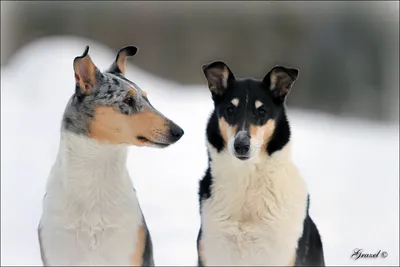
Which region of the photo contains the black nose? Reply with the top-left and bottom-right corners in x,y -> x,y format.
234,131 -> 250,157
169,122 -> 184,142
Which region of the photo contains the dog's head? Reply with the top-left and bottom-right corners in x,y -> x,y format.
202,61 -> 298,161
62,45 -> 184,148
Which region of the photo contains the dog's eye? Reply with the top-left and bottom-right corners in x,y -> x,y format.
257,108 -> 266,117
123,97 -> 134,106
226,105 -> 235,116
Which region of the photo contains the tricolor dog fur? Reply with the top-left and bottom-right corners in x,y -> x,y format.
196,61 -> 325,266
38,45 -> 184,266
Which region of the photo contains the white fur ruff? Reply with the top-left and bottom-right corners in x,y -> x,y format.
200,141 -> 308,266
39,132 -> 143,266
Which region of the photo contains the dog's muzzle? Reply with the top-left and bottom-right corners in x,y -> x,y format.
233,130 -> 251,160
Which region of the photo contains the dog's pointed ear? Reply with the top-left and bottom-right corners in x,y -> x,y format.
73,45 -> 102,95
202,61 -> 235,97
263,66 -> 299,103
106,46 -> 138,76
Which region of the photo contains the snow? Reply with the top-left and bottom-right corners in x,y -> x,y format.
1,36 -> 399,266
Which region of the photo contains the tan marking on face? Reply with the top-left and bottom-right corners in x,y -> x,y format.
255,100 -> 263,109
88,106 -> 170,146
249,119 -> 276,152
219,117 -> 237,145
128,88 -> 136,96
231,98 -> 239,107
198,238 -> 206,265
287,253 -> 296,266
130,224 -> 145,266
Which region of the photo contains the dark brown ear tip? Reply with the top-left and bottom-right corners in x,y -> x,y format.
78,45 -> 90,58
271,65 -> 299,80
120,45 -> 138,57
83,45 -> 90,56
210,61 -> 227,68
73,45 -> 90,64
202,61 -> 228,72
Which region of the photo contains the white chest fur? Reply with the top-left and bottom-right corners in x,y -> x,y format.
200,143 -> 308,266
39,132 -> 143,266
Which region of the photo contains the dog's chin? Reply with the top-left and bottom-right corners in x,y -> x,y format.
148,141 -> 170,149
236,155 -> 250,161
230,151 -> 252,161
227,146 -> 252,162
234,154 -> 251,161
231,150 -> 260,162
136,136 -> 171,148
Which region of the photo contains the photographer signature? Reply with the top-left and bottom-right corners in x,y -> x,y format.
351,248 -> 388,260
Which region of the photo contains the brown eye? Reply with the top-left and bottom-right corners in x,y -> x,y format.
123,97 -> 134,106
226,105 -> 235,116
257,108 -> 266,117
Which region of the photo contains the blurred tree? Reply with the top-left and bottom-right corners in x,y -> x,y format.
1,1 -> 398,123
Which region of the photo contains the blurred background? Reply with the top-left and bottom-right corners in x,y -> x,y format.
2,1 -> 399,122
1,1 -> 399,266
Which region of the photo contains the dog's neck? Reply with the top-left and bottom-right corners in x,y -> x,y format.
204,141 -> 307,221
56,131 -> 130,185
46,131 -> 141,232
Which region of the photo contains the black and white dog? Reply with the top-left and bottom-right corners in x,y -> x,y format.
196,61 -> 325,266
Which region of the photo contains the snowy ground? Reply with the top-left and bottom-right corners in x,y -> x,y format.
1,37 -> 399,266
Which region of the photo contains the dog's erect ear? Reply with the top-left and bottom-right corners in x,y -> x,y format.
73,46 -> 102,95
263,66 -> 299,102
106,46 -> 138,76
202,61 -> 235,97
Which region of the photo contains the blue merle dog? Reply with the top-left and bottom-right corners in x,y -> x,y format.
38,45 -> 184,266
